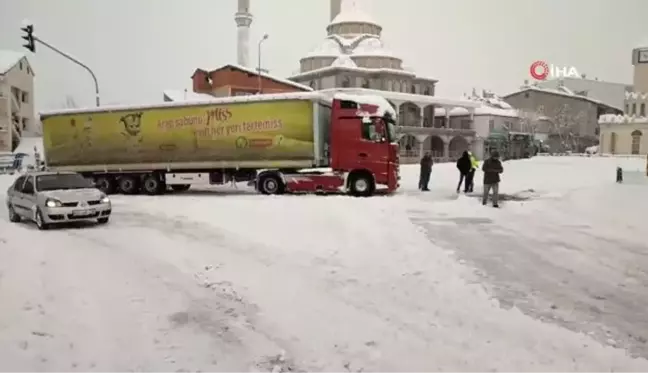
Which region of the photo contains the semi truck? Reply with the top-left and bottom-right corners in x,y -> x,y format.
39,91 -> 400,197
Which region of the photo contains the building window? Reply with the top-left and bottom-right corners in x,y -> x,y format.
631,130 -> 642,154
341,76 -> 351,88
19,61 -> 23,70
610,132 -> 617,154
641,103 -> 646,117
625,104 -> 629,114
632,103 -> 637,115
361,78 -> 370,88
410,85 -> 416,94
424,87 -> 430,96
489,119 -> 495,131
524,92 -> 530,98
22,118 -> 28,130
21,92 -> 28,103
309,80 -> 316,89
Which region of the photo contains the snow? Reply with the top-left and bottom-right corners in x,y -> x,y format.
2,156 -> 648,370
328,2 -> 380,29
319,87 -> 480,109
626,91 -> 648,100
435,106 -> 519,118
304,34 -> 397,60
333,92 -> 396,117
162,90 -> 217,102
505,85 -> 624,113
599,113 -> 648,124
0,50 -> 25,75
40,92 -> 331,116
224,64 -> 313,92
330,54 -> 357,68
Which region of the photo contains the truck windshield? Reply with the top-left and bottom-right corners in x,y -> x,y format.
36,174 -> 94,191
384,116 -> 397,143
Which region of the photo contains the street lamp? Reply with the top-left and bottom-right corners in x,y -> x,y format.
257,34 -> 269,94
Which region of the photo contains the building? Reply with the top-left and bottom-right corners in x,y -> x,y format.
535,77 -> 632,110
163,64 -> 312,101
288,0 -> 480,163
597,42 -> 648,155
503,83 -> 622,152
0,50 -> 35,152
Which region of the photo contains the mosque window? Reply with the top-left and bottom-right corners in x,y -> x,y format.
631,130 -> 642,154
411,85 -> 416,94
632,103 -> 637,115
424,87 -> 431,96
361,78 -> 370,88
625,104 -> 629,114
641,103 -> 646,117
393,81 -> 400,92
342,76 -> 351,87
309,80 -> 316,89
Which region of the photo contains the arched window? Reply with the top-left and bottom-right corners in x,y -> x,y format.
610,132 -> 617,154
631,130 -> 642,154
640,103 -> 646,117
361,78 -> 370,88
393,81 -> 401,92
341,76 -> 351,88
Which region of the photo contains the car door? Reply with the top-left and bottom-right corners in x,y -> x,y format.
19,176 -> 37,219
8,175 -> 27,216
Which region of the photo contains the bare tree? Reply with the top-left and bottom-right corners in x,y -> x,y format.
548,104 -> 587,151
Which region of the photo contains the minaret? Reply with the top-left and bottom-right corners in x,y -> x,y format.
330,0 -> 341,21
235,0 -> 253,67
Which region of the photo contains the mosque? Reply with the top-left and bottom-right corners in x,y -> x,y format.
287,0 -> 482,162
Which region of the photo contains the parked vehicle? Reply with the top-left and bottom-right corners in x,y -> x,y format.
39,91 -> 399,196
5,171 -> 112,230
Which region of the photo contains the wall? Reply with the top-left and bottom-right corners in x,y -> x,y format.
505,90 -> 599,137
210,68 -> 302,94
4,58 -> 35,133
600,122 -> 648,154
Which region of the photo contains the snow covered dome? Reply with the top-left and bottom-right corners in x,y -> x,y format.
300,0 -> 403,73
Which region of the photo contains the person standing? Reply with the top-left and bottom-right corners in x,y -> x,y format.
466,151 -> 479,192
482,151 -> 504,207
456,151 -> 472,193
419,152 -> 433,191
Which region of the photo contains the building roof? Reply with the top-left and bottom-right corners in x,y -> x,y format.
434,106 -> 519,118
0,50 -> 27,75
626,91 -> 648,100
290,64 -> 438,83
317,87 -> 480,109
213,64 -> 313,92
599,114 -> 648,124
503,85 -> 623,113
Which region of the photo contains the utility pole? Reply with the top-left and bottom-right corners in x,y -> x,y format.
257,34 -> 268,94
21,22 -> 101,107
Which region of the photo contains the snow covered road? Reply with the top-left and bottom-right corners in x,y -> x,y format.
1,156 -> 648,371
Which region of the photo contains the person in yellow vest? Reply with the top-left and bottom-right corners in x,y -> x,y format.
466,151 -> 479,193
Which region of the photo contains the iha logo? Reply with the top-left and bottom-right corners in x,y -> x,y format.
529,60 -> 580,80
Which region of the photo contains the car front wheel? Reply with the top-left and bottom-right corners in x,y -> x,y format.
34,209 -> 49,230
8,204 -> 21,223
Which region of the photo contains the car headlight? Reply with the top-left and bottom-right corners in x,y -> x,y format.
45,199 -> 62,208
101,195 -> 110,203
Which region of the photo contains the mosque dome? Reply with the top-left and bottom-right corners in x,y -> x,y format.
299,0 -> 403,73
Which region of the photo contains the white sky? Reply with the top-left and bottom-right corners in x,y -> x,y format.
1,0 -> 647,110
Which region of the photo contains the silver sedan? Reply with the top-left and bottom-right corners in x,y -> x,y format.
5,171 -> 112,230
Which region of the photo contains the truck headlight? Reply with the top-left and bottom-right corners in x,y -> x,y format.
101,195 -> 110,203
45,199 -> 62,208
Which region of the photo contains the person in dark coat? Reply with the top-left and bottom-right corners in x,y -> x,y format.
482,151 -> 504,207
456,151 -> 472,193
419,152 -> 433,191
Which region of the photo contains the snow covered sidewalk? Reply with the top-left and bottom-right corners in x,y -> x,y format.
1,156 -> 648,371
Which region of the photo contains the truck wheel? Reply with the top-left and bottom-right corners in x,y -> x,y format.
118,175 -> 140,195
95,175 -> 116,194
349,173 -> 375,197
258,174 -> 284,195
171,184 -> 191,192
142,174 -> 165,195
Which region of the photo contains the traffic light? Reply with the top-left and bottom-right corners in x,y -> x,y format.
21,24 -> 35,53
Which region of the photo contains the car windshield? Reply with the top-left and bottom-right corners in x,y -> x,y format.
35,174 -> 94,191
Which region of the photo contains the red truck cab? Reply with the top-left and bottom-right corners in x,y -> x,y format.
275,93 -> 400,196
